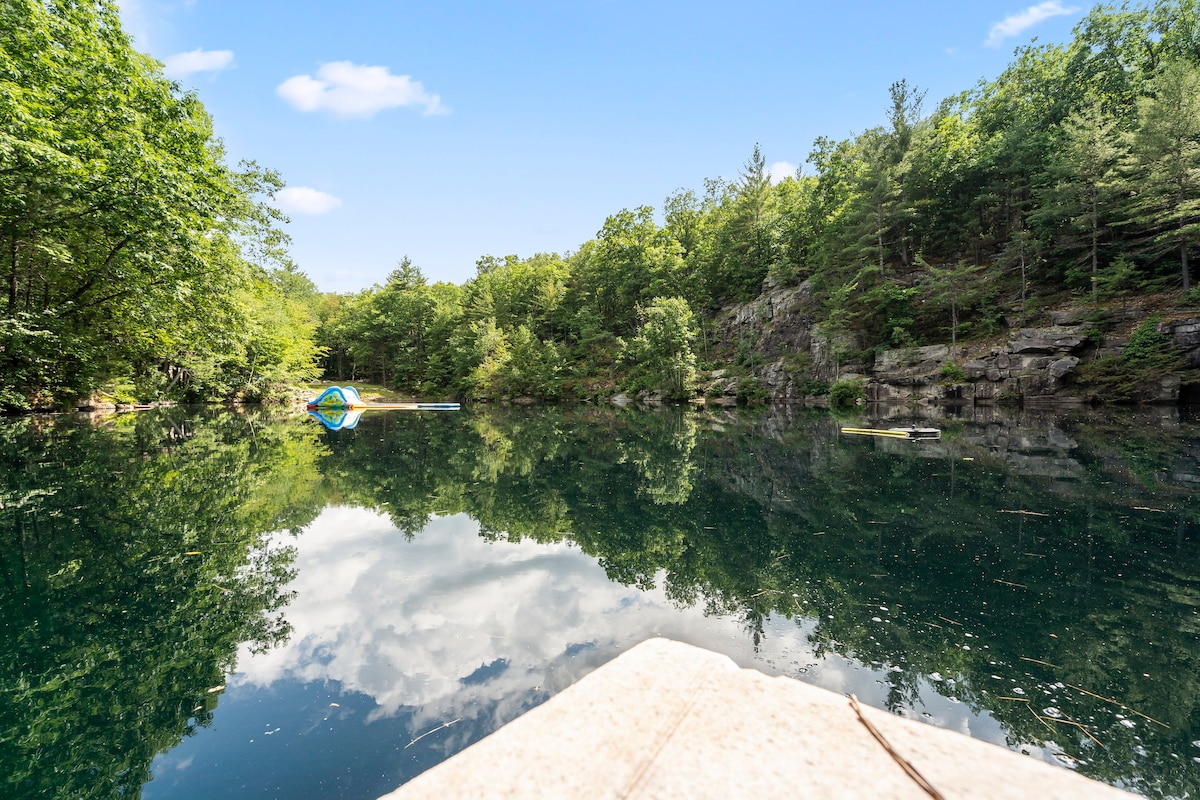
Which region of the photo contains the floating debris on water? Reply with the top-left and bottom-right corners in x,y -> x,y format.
1043,707 -> 1064,719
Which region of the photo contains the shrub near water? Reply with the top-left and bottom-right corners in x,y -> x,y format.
829,379 -> 864,407
1077,315 -> 1193,402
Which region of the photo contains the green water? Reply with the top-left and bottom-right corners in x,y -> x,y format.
2,405 -> 1199,798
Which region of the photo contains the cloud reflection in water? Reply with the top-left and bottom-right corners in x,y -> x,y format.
230,505 -> 1010,755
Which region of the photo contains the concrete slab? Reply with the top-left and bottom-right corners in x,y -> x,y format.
380,638 -> 1130,799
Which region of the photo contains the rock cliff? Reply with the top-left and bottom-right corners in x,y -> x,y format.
709,279 -> 1200,405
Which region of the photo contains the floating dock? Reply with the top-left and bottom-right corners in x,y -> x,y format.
842,426 -> 941,440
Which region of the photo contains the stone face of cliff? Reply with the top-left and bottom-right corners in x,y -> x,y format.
712,281 -> 1200,405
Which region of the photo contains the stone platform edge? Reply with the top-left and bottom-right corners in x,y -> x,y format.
380,637 -> 1130,799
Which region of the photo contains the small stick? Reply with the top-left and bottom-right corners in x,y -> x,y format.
993,578 -> 1028,589
997,696 -> 1030,702
1045,718 -> 1105,748
1027,704 -> 1055,734
1064,684 -> 1169,729
936,616 -> 963,626
1019,656 -> 1060,669
848,694 -> 945,800
405,718 -> 462,749
999,509 -> 1050,517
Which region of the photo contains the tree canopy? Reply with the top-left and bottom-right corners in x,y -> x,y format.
0,0 -> 321,410
314,1 -> 1200,404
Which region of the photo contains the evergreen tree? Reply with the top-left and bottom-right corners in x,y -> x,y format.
1120,59 -> 1200,290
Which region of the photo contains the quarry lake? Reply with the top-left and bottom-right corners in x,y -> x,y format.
3,403 -> 1200,799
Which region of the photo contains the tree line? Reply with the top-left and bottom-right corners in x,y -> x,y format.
4,1 -> 1200,409
0,0 -> 322,410
318,0 -> 1200,402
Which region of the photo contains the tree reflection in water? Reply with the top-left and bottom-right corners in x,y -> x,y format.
2,404 -> 1199,798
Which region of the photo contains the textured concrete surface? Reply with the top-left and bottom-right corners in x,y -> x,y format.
380,638 -> 1131,799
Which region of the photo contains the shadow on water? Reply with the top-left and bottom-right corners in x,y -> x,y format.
2,403 -> 1200,798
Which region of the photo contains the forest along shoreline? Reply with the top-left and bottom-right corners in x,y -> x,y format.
5,2 -> 1200,414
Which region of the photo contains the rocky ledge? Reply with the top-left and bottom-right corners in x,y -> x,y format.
712,280 -> 1200,405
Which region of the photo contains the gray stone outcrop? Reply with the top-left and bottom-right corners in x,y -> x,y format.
713,282 -> 1195,405
1166,317 -> 1200,366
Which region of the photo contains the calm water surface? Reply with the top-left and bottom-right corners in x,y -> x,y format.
2,404 -> 1199,798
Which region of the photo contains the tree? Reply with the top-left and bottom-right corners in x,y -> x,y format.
1120,59 -> 1200,291
1035,102 -> 1126,299
698,146 -> 782,303
0,0 -> 317,407
572,207 -> 683,335
623,297 -> 698,401
920,258 -> 986,358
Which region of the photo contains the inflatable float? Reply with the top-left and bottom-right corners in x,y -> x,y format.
306,386 -> 460,430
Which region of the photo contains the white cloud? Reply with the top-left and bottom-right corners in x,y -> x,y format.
766,161 -> 798,185
163,48 -> 235,78
275,187 -> 343,215
985,2 -> 1079,47
277,62 -> 448,118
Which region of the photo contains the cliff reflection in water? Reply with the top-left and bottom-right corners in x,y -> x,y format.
2,404 -> 1199,799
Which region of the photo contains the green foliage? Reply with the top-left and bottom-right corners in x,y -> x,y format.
0,0 -> 321,408
1122,314 -> 1171,363
1120,60 -> 1200,291
735,375 -> 768,404
1076,314 -> 1193,401
0,409 -> 322,798
309,1 -> 1200,407
862,278 -> 918,349
829,378 -> 865,407
939,362 -> 968,383
800,378 -> 830,396
622,297 -> 699,401
734,333 -> 765,367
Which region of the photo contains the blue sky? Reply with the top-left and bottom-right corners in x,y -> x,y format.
118,1 -> 1089,293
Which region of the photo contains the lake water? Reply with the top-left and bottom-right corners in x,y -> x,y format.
2,404 -> 1199,799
